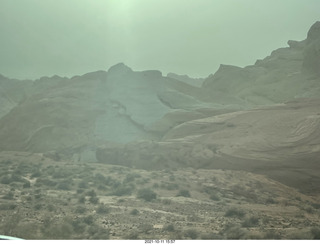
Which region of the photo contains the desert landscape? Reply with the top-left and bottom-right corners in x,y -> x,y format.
0,9 -> 320,240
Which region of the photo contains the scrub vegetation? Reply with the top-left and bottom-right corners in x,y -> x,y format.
0,155 -> 319,240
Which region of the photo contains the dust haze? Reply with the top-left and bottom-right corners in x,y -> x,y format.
0,0 -> 320,240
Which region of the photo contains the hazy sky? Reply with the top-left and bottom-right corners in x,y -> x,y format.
1,0 -> 320,79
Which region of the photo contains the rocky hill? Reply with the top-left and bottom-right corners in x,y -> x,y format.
0,21 -> 320,240
0,22 -> 320,172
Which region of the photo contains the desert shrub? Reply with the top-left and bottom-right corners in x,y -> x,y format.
141,223 -> 153,234
160,182 -> 179,190
125,231 -> 139,240
1,160 -> 12,165
47,204 -> 56,212
97,184 -> 107,191
111,184 -> 134,196
162,199 -> 172,205
94,173 -> 107,184
184,229 -> 198,239
78,195 -> 86,204
231,185 -> 257,201
0,212 -> 21,237
87,225 -> 110,240
210,193 -> 220,201
86,189 -> 97,197
241,216 -> 259,227
305,206 -> 314,214
34,203 -> 43,210
89,196 -> 99,204
52,169 -> 73,179
311,203 -> 320,209
265,197 -> 277,204
0,203 -> 17,210
25,195 -> 32,201
78,180 -> 89,189
169,175 -> 175,181
43,165 -> 55,175
96,204 -> 110,214
83,215 -> 95,225
263,230 -> 281,239
23,181 -> 31,188
137,188 -> 157,202
31,170 -> 41,178
0,176 -> 11,184
130,209 -> 139,215
71,219 -> 86,234
123,173 -> 140,183
2,191 -> 14,199
225,208 -> 246,218
57,181 -> 71,190
76,189 -> 84,194
1,174 -> 26,185
164,224 -> 175,232
136,177 -> 150,185
222,223 -> 247,239
176,189 -> 191,198
74,206 -> 87,214
36,178 -> 57,187
14,222 -> 39,239
42,222 -> 74,240
34,193 -> 43,200
311,228 -> 320,239
110,180 -> 121,189
287,230 -> 312,239
201,232 -> 222,240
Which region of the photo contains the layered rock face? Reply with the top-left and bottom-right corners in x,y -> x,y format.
0,21 -> 320,173
96,21 -> 320,181
0,63 -> 211,160
202,22 -> 320,105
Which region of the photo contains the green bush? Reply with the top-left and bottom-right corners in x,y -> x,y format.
89,196 -> 99,204
263,230 -> 281,239
86,190 -> 97,197
74,206 -> 87,214
2,191 -> 14,199
36,178 -> 57,187
78,195 -> 86,204
96,204 -> 110,214
241,216 -> 259,227
162,199 -> 172,205
83,215 -> 95,225
0,203 -> 17,210
31,171 -> 41,178
137,188 -> 157,202
34,203 -> 43,210
78,180 -> 89,189
311,228 -> 320,239
87,225 -> 110,240
210,193 -> 220,201
184,229 -> 198,239
23,181 -> 31,188
164,224 -> 175,232
125,231 -> 139,240
111,184 -> 134,196
176,189 -> 191,198
130,209 -> 139,215
71,219 -> 86,234
225,208 -> 246,218
57,181 -> 71,190
0,176 -> 12,184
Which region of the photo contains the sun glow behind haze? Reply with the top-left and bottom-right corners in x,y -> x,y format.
0,0 -> 320,79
